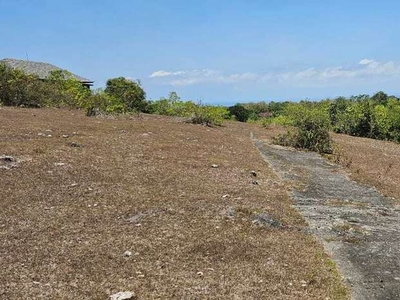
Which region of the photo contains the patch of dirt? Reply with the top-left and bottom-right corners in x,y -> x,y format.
254,138 -> 400,300
0,108 -> 347,299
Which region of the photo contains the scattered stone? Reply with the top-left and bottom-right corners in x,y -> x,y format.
62,135 -> 69,138
300,280 -> 307,287
70,183 -> 78,187
38,133 -> 45,136
197,271 -> 204,276
127,212 -> 145,224
252,181 -> 259,185
252,213 -> 281,228
93,203 -> 98,207
222,194 -> 229,198
109,291 -> 135,300
47,135 -> 52,138
0,155 -> 14,162
250,170 -> 257,177
123,251 -> 132,258
54,163 -> 66,167
0,155 -> 18,170
70,142 -> 81,148
211,164 -> 219,168
220,207 -> 236,218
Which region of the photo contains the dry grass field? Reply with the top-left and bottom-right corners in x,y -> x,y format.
0,108 -> 348,299
332,133 -> 400,202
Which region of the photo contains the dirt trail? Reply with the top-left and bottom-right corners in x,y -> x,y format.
254,139 -> 400,300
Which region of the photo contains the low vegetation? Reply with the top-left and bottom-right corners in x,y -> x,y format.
0,63 -> 229,127
264,92 -> 400,153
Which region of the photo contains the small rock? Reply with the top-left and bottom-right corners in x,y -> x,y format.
252,213 -> 281,227
0,155 -> 14,162
250,170 -> 257,177
300,280 -> 307,287
54,163 -> 66,167
197,271 -> 204,276
252,181 -> 259,185
62,135 -> 69,138
47,135 -> 52,137
70,142 -> 81,148
124,251 -> 132,258
211,164 -> 219,168
221,207 -> 236,218
222,194 -> 229,198
109,291 -> 135,300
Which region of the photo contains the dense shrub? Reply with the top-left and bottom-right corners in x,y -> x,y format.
104,77 -> 147,112
272,103 -> 333,154
0,63 -> 91,108
228,104 -> 250,122
267,93 -> 400,151
188,104 -> 229,126
148,92 -> 229,126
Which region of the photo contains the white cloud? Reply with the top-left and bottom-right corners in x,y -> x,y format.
149,70 -> 185,78
149,59 -> 400,86
359,59 -> 374,65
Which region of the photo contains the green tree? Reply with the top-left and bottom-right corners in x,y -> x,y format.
372,91 -> 388,105
105,77 -> 147,111
228,104 -> 250,122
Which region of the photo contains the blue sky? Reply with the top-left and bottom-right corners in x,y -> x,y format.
1,0 -> 400,105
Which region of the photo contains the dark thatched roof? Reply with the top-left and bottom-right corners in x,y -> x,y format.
0,58 -> 93,84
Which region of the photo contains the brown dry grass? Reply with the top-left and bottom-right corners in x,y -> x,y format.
332,133 -> 400,201
0,108 -> 348,299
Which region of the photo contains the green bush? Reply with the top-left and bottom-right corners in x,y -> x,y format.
105,77 -> 147,112
0,63 -> 91,108
263,114 -> 294,127
187,104 -> 229,126
272,103 -> 333,154
149,92 -> 229,126
228,103 -> 250,122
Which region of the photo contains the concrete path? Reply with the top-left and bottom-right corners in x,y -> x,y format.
254,139 -> 400,300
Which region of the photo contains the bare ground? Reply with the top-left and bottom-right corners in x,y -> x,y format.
0,108 -> 348,299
